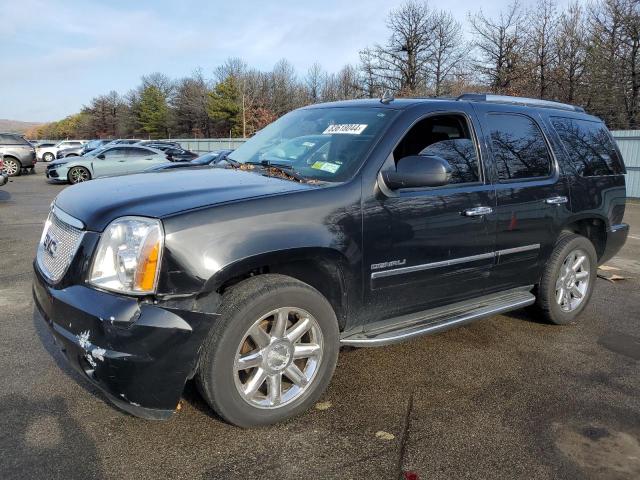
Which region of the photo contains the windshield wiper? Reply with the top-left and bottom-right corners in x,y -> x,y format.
246,160 -> 309,183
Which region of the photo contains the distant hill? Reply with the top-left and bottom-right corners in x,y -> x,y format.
0,119 -> 44,134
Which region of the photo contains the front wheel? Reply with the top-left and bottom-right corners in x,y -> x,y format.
196,274 -> 339,427
534,233 -> 597,325
42,152 -> 55,162
67,166 -> 91,184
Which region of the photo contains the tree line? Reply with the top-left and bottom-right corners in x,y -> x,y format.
28,0 -> 639,140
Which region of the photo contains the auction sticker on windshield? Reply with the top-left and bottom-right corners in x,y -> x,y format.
322,124 -> 368,135
311,161 -> 340,173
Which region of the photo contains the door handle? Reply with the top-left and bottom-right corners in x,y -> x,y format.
463,206 -> 493,217
545,196 -> 568,205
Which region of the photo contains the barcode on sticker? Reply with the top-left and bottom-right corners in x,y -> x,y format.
322,124 -> 368,135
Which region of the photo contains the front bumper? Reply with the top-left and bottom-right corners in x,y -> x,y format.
600,223 -> 629,264
33,264 -> 219,420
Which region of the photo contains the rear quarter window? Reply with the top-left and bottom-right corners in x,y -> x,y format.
0,134 -> 29,146
550,117 -> 625,176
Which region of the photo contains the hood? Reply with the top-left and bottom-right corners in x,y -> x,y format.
54,167 -> 316,231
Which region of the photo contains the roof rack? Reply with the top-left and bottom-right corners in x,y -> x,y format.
456,93 -> 585,113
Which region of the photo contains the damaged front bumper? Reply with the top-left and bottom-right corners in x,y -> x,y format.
32,265 -> 218,420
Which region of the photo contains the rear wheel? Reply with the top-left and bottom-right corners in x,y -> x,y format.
42,152 -> 55,162
534,233 -> 597,325
67,166 -> 90,184
3,157 -> 21,177
196,274 -> 339,427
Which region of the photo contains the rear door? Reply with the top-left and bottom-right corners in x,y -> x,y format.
474,104 -> 571,292
124,147 -> 165,172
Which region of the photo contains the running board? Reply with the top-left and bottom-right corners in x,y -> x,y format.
340,287 -> 535,347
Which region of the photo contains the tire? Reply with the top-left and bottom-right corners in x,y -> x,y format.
196,274 -> 339,427
3,157 -> 21,177
67,166 -> 91,184
534,233 -> 597,325
43,152 -> 55,162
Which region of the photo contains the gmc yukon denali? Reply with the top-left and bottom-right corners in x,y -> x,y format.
33,94 -> 629,427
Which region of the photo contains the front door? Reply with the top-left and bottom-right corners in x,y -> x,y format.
362,110 -> 497,325
92,147 -> 128,177
474,105 -> 571,292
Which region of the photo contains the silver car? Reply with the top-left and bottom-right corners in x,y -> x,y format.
45,145 -> 168,184
0,133 -> 37,176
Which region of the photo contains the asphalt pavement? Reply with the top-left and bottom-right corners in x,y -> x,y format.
1,171 -> 639,480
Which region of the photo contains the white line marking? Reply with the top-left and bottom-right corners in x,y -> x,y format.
628,234 -> 640,241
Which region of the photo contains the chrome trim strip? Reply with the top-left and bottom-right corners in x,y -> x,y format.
371,251 -> 495,279
52,205 -> 85,230
497,243 -> 540,257
370,244 -> 541,279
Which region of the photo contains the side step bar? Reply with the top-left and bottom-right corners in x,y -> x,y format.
340,287 -> 535,347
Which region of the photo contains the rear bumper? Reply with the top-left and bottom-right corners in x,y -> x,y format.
32,264 -> 219,420
600,223 -> 629,264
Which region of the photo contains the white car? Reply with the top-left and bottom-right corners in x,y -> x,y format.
37,140 -> 87,162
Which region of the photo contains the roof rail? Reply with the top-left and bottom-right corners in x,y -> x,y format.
457,93 -> 585,113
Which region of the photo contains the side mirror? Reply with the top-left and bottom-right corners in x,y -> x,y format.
97,153 -> 105,159
381,155 -> 452,190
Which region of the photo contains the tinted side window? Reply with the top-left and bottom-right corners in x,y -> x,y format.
551,117 -> 624,176
486,114 -> 552,181
0,134 -> 28,145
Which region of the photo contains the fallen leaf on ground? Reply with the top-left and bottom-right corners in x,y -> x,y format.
598,265 -> 620,271
375,430 -> 395,440
315,401 -> 332,411
597,273 -> 627,283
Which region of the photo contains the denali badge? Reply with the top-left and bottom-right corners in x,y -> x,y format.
371,259 -> 406,270
43,233 -> 58,257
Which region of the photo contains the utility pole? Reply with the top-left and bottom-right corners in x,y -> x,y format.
242,77 -> 247,139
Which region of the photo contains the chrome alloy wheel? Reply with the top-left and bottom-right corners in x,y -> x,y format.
234,307 -> 324,409
555,248 -> 590,312
3,158 -> 19,176
69,167 -> 89,183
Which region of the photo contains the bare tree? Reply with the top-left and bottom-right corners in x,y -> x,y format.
362,1 -> 436,94
427,10 -> 466,96
304,63 -> 326,104
469,1 -> 525,94
525,0 -> 558,98
553,2 -> 587,103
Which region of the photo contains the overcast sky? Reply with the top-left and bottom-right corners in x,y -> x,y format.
0,0 -> 580,122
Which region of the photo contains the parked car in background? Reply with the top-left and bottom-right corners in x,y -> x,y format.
81,139 -> 111,155
165,146 -> 199,162
35,142 -> 56,149
56,145 -> 84,159
33,94 -> 628,427
101,139 -> 142,148
45,145 -> 168,184
0,155 -> 9,186
37,140 -> 86,162
146,149 -> 233,172
0,133 -> 37,176
136,140 -> 181,149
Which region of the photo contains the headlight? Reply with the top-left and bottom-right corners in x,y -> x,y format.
89,217 -> 163,295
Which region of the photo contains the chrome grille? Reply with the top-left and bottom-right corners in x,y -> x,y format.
36,208 -> 85,283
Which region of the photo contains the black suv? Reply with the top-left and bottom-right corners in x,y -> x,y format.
33,94 -> 628,427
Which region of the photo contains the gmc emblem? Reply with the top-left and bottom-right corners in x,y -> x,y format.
43,233 -> 58,257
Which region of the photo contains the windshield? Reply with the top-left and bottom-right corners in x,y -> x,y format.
228,107 -> 397,182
